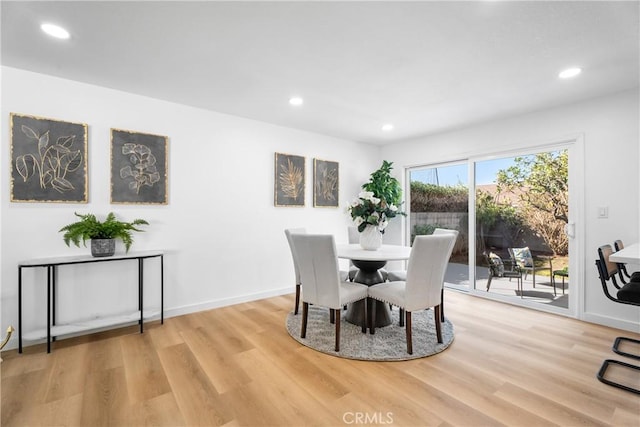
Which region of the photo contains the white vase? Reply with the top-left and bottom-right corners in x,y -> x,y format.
359,225 -> 382,251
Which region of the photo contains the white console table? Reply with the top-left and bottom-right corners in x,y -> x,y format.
18,250 -> 164,353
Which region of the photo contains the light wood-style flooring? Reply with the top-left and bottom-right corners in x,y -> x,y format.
2,290 -> 639,426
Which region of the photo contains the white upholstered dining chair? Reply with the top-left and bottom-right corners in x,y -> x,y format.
368,233 -> 456,354
386,228 -> 459,323
284,228 -> 306,315
291,233 -> 369,351
286,228 -> 349,315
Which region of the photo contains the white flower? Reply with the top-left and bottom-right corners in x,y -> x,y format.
358,191 -> 375,200
389,204 -> 398,212
351,199 -> 360,207
379,219 -> 388,231
371,197 -> 381,205
354,217 -> 364,226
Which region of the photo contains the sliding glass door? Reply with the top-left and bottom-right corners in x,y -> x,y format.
406,143 -> 574,314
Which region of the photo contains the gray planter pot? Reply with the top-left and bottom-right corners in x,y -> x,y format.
91,239 -> 115,257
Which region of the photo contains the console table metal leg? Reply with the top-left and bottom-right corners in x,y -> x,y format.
139,258 -> 144,333
18,267 -> 23,354
47,265 -> 52,354
52,266 -> 57,342
160,255 -> 164,324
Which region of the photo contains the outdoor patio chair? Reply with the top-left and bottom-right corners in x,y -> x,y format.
595,244 -> 640,395
484,252 -> 523,297
508,246 -> 552,288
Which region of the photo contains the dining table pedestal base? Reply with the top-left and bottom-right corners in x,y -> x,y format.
345,260 -> 392,328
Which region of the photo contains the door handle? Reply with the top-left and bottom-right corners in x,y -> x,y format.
564,222 -> 575,238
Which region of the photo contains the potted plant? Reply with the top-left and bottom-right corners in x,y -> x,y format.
59,212 -> 149,257
347,161 -> 405,250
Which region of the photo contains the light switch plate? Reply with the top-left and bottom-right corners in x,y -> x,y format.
597,206 -> 608,218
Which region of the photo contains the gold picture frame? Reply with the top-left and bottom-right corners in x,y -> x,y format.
313,158 -> 339,207
274,152 -> 305,207
10,113 -> 88,203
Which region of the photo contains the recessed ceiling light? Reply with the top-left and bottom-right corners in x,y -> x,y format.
558,67 -> 582,79
41,23 -> 70,40
289,97 -> 304,106
382,124 -> 394,132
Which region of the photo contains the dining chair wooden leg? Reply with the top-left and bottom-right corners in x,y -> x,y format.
362,298 -> 368,333
406,311 -> 413,355
330,309 -> 335,324
335,308 -> 341,352
440,287 -> 445,322
399,308 -> 405,326
370,300 -> 377,335
434,306 -> 443,343
294,284 -> 300,315
301,302 -> 309,338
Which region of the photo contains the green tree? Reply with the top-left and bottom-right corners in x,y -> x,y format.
496,150 -> 568,223
495,150 -> 568,255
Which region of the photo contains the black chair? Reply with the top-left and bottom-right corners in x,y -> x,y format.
614,239 -> 640,283
484,252 -> 523,297
595,244 -> 640,395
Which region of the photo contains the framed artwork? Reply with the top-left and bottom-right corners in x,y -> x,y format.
111,128 -> 168,205
10,113 -> 88,203
313,158 -> 339,207
274,152 -> 305,207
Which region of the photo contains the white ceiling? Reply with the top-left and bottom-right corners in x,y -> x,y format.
2,1 -> 639,145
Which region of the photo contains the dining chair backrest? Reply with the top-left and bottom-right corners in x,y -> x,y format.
284,228 -> 306,285
433,228 -> 459,257
291,234 -> 342,309
405,234 -> 456,312
597,244 -> 620,284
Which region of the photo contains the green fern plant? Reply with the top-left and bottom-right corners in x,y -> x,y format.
59,212 -> 149,252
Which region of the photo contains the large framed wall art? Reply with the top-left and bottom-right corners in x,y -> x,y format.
10,113 -> 88,203
110,128 -> 168,205
274,152 -> 305,207
313,158 -> 339,207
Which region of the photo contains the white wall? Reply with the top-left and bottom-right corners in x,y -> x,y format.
1,67 -> 380,349
381,88 -> 640,331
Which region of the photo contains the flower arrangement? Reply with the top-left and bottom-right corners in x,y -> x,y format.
348,161 -> 406,234
348,191 -> 402,233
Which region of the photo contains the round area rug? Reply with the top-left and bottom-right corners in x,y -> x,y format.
286,306 -> 454,361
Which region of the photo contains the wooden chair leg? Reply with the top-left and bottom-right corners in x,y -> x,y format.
406,311 -> 413,355
294,284 -> 300,315
335,308 -> 340,352
370,299 -> 376,335
440,287 -> 445,322
362,298 -> 368,333
434,305 -> 442,343
330,309 -> 335,324
301,302 -> 308,338
399,308 -> 405,326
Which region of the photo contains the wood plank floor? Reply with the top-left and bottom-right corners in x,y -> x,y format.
2,290 -> 639,426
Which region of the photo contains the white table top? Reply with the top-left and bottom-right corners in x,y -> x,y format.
610,243 -> 640,265
336,244 -> 412,261
18,250 -> 164,267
